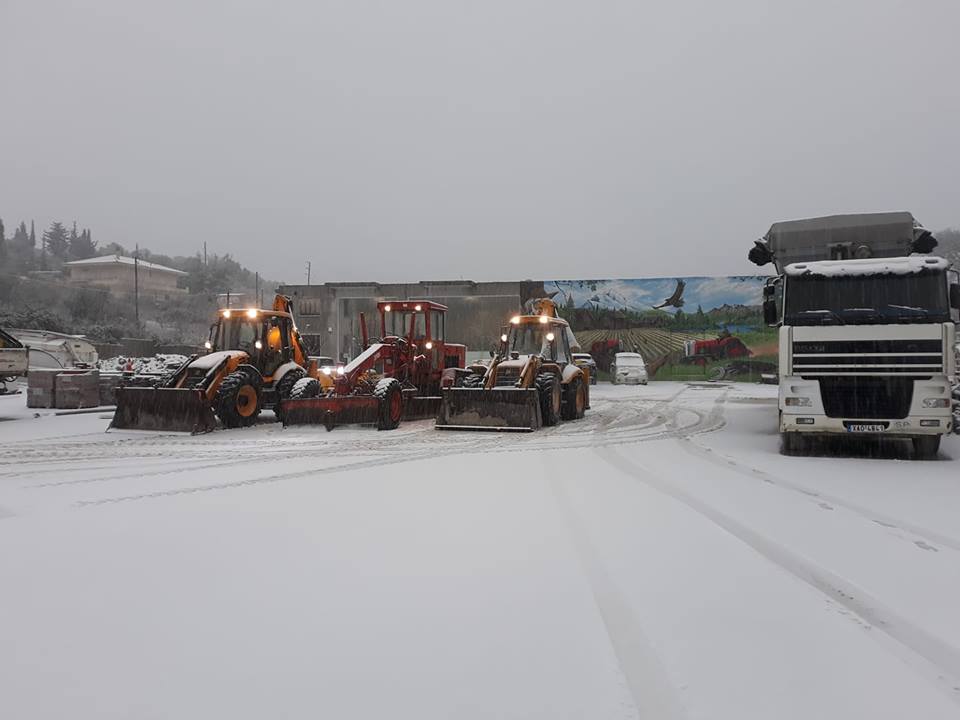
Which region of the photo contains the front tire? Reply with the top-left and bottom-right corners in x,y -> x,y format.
561,375 -> 586,420
273,368 -> 306,420
216,369 -> 262,428
374,377 -> 403,430
290,376 -> 320,400
913,435 -> 941,460
535,372 -> 562,427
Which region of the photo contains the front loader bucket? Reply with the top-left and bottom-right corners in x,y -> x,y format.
110,387 -> 217,434
436,388 -> 542,431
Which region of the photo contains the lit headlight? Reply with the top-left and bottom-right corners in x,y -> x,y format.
922,398 -> 950,408
336,366 -> 345,375
500,334 -> 508,342
539,315 -> 549,324
254,340 -> 263,350
321,367 -> 332,376
204,341 -> 212,350
247,308 -> 258,319
425,341 -> 433,350
510,316 -> 521,325
384,305 -> 392,312
546,332 -> 555,341
785,397 -> 812,407
223,310 -> 231,318
415,304 -> 422,312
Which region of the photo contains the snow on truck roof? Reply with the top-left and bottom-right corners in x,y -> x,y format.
785,255 -> 949,277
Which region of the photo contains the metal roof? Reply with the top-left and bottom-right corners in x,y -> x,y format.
65,254 -> 187,276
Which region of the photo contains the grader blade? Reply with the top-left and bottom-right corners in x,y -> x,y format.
281,396 -> 380,430
436,388 -> 542,431
110,387 -> 217,434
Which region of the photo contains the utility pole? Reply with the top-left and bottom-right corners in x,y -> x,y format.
203,241 -> 207,266
306,261 -> 311,286
134,244 -> 140,328
255,272 -> 260,307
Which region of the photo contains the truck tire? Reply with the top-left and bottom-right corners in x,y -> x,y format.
374,377 -> 403,431
536,372 -> 562,427
290,377 -> 320,400
913,435 -> 941,460
561,375 -> 586,420
273,368 -> 306,420
216,369 -> 262,428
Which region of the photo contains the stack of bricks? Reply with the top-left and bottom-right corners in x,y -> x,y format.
26,369 -> 60,408
54,371 -> 101,409
98,373 -> 124,406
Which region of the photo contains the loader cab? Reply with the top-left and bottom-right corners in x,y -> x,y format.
209,309 -> 296,379
502,316 -> 573,365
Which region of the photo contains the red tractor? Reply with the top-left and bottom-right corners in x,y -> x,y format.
680,333 -> 752,366
280,301 -> 466,430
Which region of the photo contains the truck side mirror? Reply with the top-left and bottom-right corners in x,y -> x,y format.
951,284 -> 960,310
763,298 -> 778,326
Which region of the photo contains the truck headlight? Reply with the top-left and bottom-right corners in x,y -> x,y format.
922,398 -> 950,408
785,397 -> 812,407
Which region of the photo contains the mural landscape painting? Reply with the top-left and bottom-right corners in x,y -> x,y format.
547,276 -> 778,380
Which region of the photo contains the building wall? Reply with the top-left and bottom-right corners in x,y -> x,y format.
279,280 -> 547,360
68,263 -> 186,299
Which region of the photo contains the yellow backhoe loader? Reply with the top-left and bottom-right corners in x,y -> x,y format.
110,295 -> 329,433
437,309 -> 588,431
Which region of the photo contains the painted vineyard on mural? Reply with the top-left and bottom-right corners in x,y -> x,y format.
545,276 -> 778,381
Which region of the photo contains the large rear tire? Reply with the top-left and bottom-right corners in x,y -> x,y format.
216,369 -> 262,428
561,375 -> 586,421
913,435 -> 941,460
375,377 -> 403,431
535,372 -> 562,427
273,368 -> 306,421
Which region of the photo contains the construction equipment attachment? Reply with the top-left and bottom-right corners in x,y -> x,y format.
110,386 -> 218,434
436,387 -> 542,431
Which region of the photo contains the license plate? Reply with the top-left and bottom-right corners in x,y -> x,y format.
847,424 -> 885,433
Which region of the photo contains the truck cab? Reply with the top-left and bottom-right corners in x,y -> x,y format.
752,213 -> 959,458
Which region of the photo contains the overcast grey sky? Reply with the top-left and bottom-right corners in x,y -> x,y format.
2,0 -> 958,283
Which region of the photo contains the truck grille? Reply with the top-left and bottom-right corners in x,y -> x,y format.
792,339 -> 942,376
818,377 -> 914,419
494,368 -> 521,387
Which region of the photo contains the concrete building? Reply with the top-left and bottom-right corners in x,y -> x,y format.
65,255 -> 188,299
279,280 -> 551,361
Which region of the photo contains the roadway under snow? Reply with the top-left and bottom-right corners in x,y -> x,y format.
1,383 -> 959,719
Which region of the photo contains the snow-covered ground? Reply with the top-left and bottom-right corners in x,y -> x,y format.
2,383 -> 959,719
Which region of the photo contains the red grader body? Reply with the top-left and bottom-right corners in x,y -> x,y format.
280,301 -> 466,430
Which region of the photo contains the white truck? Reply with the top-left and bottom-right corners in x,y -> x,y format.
0,328 -> 29,394
749,212 -> 958,459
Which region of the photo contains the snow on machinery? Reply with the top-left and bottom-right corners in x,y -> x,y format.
437,300 -> 589,431
110,294 -> 324,433
279,300 -> 466,430
0,328 -> 29,395
750,211 -> 959,458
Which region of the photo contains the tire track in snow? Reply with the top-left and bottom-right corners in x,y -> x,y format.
594,445 -> 960,706
676,437 -> 960,554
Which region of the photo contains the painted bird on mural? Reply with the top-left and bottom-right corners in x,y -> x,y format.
652,279 -> 686,310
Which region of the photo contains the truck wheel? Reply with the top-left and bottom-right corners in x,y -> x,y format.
781,431 -> 808,456
216,369 -> 262,428
561,376 -> 586,420
374,377 -> 403,430
536,372 -> 562,426
273,368 -> 306,420
912,435 -> 941,460
290,377 -> 320,400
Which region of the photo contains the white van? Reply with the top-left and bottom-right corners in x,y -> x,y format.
610,352 -> 648,385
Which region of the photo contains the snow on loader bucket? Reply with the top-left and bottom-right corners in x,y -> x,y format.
110,386 -> 218,434
436,387 -> 542,431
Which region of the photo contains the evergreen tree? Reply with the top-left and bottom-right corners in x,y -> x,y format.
68,224 -> 97,259
0,218 -> 6,266
29,220 -> 36,249
43,221 -> 70,259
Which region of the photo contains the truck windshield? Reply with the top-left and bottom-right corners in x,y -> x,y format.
785,272 -> 949,325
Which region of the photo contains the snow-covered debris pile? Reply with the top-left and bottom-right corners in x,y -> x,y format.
98,354 -> 187,375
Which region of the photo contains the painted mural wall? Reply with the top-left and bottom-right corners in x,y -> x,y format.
536,277 -> 777,381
